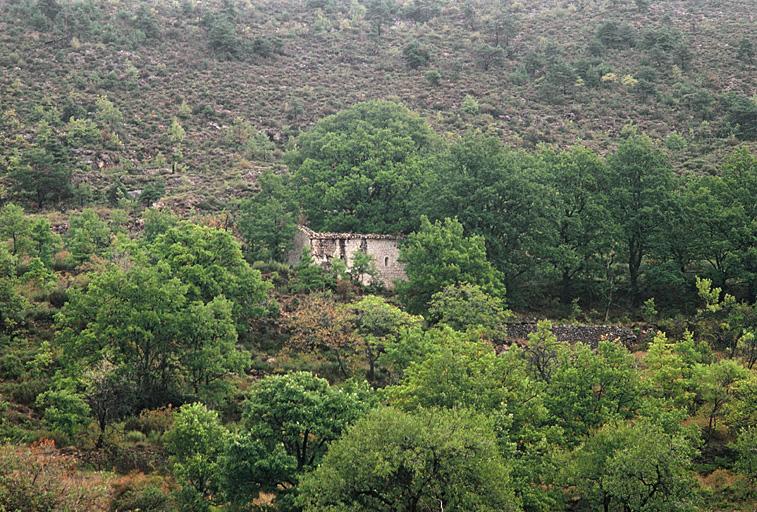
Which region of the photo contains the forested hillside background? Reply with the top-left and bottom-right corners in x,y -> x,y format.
0,1 -> 755,512
1,0 -> 755,207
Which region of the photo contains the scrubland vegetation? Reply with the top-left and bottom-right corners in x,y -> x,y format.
0,0 -> 755,511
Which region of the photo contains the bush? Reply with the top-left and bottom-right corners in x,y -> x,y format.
424,68 -> 441,85
596,21 -> 636,49
665,132 -> 687,151
206,16 -> 241,60
461,94 -> 480,114
251,36 -> 283,57
110,473 -> 172,512
402,40 -> 431,69
125,406 -> 175,436
139,180 -> 166,206
0,440 -> 111,512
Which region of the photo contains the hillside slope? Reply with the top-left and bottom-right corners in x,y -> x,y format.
0,0 -> 755,209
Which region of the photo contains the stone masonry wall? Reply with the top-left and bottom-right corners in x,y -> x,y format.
287,226 -> 406,289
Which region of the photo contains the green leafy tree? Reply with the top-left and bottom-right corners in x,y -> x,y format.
0,203 -> 31,256
238,173 -> 298,263
546,340 -> 641,439
219,430 -> 294,507
83,362 -> 135,448
608,130 -> 673,306
398,216 -> 505,314
731,426 -> 757,485
165,403 -> 228,501
148,222 -> 272,324
724,373 -> 757,434
243,372 -> 373,472
298,407 -> 520,512
692,359 -> 749,439
523,320 -> 560,383
289,100 -> 436,232
567,419 -> 700,512
643,332 -> 696,411
385,327 -> 562,509
29,217 -> 61,266
141,208 -> 179,242
224,372 -> 373,505
0,247 -> 26,333
427,282 -> 511,337
64,208 -> 111,264
347,295 -> 422,382
55,263 -> 246,407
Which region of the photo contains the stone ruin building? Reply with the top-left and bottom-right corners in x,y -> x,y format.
288,226 -> 406,289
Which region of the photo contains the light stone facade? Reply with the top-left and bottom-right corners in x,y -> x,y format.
288,226 -> 406,289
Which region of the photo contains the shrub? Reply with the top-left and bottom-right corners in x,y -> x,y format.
206,16 -> 241,60
126,406 -> 175,436
251,36 -> 283,57
665,132 -> 687,150
424,68 -> 441,85
139,180 -> 166,206
110,473 -> 172,512
0,440 -> 111,512
461,94 -> 480,114
402,40 -> 431,69
65,117 -> 100,147
596,21 -> 636,49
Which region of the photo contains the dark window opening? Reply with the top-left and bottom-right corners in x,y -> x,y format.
384,256 -> 389,267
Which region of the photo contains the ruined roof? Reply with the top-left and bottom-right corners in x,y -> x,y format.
298,225 -> 402,241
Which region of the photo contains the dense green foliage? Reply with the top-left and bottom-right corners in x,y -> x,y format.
0,1 -> 755,511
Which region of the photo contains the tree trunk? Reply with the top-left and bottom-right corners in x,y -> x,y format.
561,269 -> 572,305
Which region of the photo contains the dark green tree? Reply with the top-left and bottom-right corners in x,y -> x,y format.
289,100 -> 436,232
237,172 -> 298,262
420,134 -> 549,302
397,216 -> 506,314
539,147 -> 614,304
608,131 -> 673,306
8,122 -> 73,208
222,372 -> 373,506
